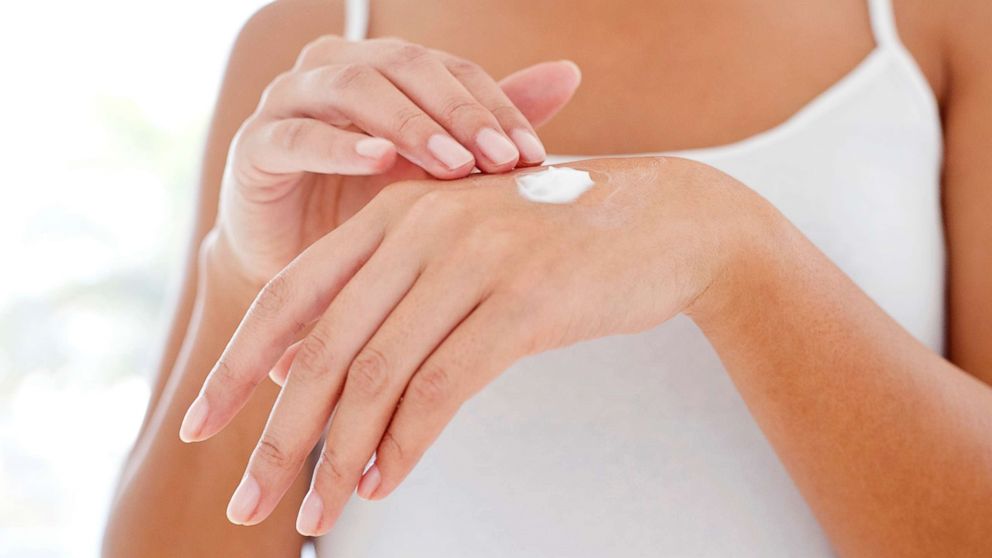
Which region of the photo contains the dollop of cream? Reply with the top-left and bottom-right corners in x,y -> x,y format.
515,166 -> 594,204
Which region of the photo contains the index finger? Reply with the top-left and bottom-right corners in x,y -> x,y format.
177,201 -> 393,444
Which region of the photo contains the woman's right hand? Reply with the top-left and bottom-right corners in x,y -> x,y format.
210,34 -> 582,289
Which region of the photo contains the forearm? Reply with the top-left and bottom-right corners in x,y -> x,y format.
104,231 -> 308,558
688,208 -> 992,556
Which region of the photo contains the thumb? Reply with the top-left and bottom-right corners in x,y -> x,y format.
499,60 -> 582,128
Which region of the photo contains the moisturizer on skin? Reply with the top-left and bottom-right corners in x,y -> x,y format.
515,166 -> 595,204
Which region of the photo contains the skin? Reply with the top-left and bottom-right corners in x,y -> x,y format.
104,0 -> 992,556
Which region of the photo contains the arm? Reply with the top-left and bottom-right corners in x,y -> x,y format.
106,0 -> 577,551
686,210 -> 992,557
684,5 -> 992,553
104,2 -> 344,556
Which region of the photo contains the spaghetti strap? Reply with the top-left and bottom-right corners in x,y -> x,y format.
867,0 -> 900,48
344,0 -> 370,41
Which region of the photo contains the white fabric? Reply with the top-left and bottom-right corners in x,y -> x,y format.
318,0 -> 944,555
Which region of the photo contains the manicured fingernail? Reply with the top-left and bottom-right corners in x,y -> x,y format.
511,129 -> 546,163
476,127 -> 518,166
357,464 -> 381,500
296,491 -> 324,535
561,59 -> 582,81
179,396 -> 209,443
427,134 -> 474,170
227,474 -> 260,525
355,137 -> 394,159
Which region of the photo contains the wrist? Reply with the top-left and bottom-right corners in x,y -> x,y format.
682,184 -> 797,330
197,227 -> 265,320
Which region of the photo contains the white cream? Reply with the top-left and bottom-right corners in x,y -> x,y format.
515,166 -> 594,204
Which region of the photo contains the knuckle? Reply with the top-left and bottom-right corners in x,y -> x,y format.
254,433 -> 299,470
328,62 -> 374,91
446,57 -> 483,79
490,104 -> 525,123
393,106 -> 432,137
413,189 -> 464,220
499,290 -> 549,354
465,219 -> 517,256
502,274 -> 545,318
210,357 -> 243,393
260,70 -> 294,105
270,119 -> 312,152
251,273 -> 291,320
379,429 -> 405,462
438,97 -> 485,127
318,446 -> 350,483
298,34 -> 339,65
385,42 -> 430,69
347,347 -> 391,398
294,330 -> 333,379
409,364 -> 452,405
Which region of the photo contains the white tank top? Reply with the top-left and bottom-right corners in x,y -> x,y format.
319,1 -> 944,555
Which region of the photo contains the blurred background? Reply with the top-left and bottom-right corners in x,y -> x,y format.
0,2 -> 269,556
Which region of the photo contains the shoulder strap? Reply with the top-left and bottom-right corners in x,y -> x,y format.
344,0 -> 370,41
867,0 -> 900,48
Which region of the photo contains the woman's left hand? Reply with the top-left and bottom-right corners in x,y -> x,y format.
180,155 -> 774,535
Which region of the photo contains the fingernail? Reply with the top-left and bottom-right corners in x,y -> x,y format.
355,137 -> 394,159
357,464 -> 381,500
476,127 -> 518,166
296,490 -> 324,536
427,134 -> 474,170
227,473 -> 261,525
560,59 -> 582,82
179,396 -> 209,443
511,129 -> 546,163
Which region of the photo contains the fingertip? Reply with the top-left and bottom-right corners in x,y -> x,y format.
296,490 -> 324,536
357,463 -> 382,500
355,137 -> 399,174
476,127 -> 520,169
178,396 -> 210,443
268,369 -> 286,387
510,129 -> 546,165
227,473 -> 261,526
355,137 -> 395,159
558,59 -> 582,84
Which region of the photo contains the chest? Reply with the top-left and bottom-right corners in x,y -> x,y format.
367,0 -> 938,155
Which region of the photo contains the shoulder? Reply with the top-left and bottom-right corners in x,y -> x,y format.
230,0 -> 346,86
892,0 -> 992,105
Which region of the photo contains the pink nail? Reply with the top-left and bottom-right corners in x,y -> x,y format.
511,129 -> 546,163
355,137 -> 394,160
357,464 -> 382,500
179,396 -> 209,443
476,127 -> 518,166
227,474 -> 261,525
296,490 -> 324,535
427,134 -> 474,170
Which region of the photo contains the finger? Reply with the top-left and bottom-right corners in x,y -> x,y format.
177,192 -> 406,444
226,229 -> 424,527
261,64 -> 476,179
361,295 -> 528,501
372,44 -> 520,173
498,60 -> 582,129
269,340 -> 302,387
297,255 -> 490,536
244,118 -> 397,176
435,52 -> 546,165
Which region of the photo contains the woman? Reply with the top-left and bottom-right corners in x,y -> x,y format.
104,0 -> 992,555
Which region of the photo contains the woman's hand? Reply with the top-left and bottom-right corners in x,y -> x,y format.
212,33 -> 581,288
181,156 -> 775,535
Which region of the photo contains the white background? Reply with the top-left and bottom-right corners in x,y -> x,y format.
0,2 -> 272,556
